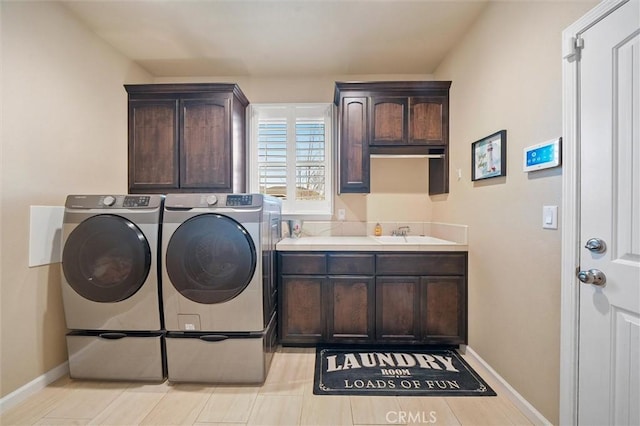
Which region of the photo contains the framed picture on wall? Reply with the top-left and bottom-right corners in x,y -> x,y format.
471,130 -> 507,181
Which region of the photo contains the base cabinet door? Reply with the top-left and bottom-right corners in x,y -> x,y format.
280,276 -> 324,343
375,277 -> 421,342
326,277 -> 375,343
422,277 -> 466,344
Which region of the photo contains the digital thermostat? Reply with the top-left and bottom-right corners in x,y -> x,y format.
523,138 -> 561,172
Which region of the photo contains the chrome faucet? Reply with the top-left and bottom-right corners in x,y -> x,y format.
391,226 -> 411,237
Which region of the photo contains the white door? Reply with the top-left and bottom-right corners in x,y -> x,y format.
578,1 -> 640,424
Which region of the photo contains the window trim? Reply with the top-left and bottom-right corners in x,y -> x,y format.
249,103 -> 334,218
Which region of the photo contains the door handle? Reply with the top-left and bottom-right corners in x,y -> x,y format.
199,335 -> 229,342
98,332 -> 127,340
585,238 -> 607,253
577,269 -> 606,287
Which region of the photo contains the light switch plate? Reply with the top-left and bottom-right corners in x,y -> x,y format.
337,209 -> 346,221
543,205 -> 558,229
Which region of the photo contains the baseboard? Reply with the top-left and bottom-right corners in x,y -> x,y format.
0,361 -> 69,414
463,346 -> 552,425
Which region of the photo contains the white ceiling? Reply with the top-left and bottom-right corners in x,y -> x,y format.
61,0 -> 489,78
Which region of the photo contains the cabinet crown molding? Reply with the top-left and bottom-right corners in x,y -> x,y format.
334,81 -> 451,103
125,83 -> 249,106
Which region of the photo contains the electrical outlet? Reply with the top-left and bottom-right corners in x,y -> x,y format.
338,209 -> 346,221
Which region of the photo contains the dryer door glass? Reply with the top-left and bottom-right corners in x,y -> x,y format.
166,214 -> 257,304
62,215 -> 152,303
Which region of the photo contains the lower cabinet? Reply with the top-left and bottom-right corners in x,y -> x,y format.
375,276 -> 421,341
376,276 -> 466,343
422,277 -> 465,342
278,251 -> 467,346
326,276 -> 375,342
280,276 -> 324,343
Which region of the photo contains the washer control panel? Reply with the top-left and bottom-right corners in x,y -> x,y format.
166,194 -> 262,209
226,194 -> 253,206
123,196 -> 151,208
65,195 -> 162,209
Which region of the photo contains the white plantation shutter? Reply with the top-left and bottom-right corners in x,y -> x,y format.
296,118 -> 326,201
251,104 -> 333,216
257,119 -> 287,198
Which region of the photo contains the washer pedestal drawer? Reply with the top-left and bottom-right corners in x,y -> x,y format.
66,331 -> 166,381
165,314 -> 276,384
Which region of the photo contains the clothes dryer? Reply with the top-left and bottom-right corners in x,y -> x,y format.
161,193 -> 281,383
60,194 -> 165,381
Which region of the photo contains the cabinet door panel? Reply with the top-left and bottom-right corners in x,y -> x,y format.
180,99 -> 231,190
376,253 -> 466,276
376,277 -> 420,341
340,97 -> 370,193
429,154 -> 449,196
327,253 -> 374,275
370,98 -> 407,145
422,277 -> 466,344
280,277 -> 324,343
129,100 -> 179,192
410,97 -> 446,144
327,277 -> 374,341
280,253 -> 326,275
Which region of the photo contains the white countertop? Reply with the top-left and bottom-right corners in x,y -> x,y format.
276,236 -> 468,252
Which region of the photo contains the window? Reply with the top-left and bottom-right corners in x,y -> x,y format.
250,104 -> 333,216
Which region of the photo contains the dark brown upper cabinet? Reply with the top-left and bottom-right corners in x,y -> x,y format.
370,97 -> 408,146
125,83 -> 249,194
338,97 -> 370,193
334,81 -> 451,195
409,96 -> 448,146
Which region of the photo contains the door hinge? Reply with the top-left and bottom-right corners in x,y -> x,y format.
564,36 -> 584,62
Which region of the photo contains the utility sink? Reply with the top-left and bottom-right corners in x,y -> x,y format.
372,235 -> 454,245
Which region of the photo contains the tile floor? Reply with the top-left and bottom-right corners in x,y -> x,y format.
1,347 -> 535,425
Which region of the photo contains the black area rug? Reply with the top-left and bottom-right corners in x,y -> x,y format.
314,347 -> 496,396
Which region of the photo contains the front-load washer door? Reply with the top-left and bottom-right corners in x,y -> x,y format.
165,214 -> 256,304
62,214 -> 152,303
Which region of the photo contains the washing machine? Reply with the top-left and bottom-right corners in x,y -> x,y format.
60,194 -> 165,381
162,193 -> 281,383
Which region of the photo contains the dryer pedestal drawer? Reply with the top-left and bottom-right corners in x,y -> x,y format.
165,315 -> 276,384
66,331 -> 166,381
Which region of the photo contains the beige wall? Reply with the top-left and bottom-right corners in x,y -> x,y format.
0,2 -> 152,398
433,1 -> 595,423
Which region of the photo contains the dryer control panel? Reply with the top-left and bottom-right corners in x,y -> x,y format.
165,193 -> 271,209
65,195 -> 163,209
123,196 -> 151,208
226,194 -> 253,206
